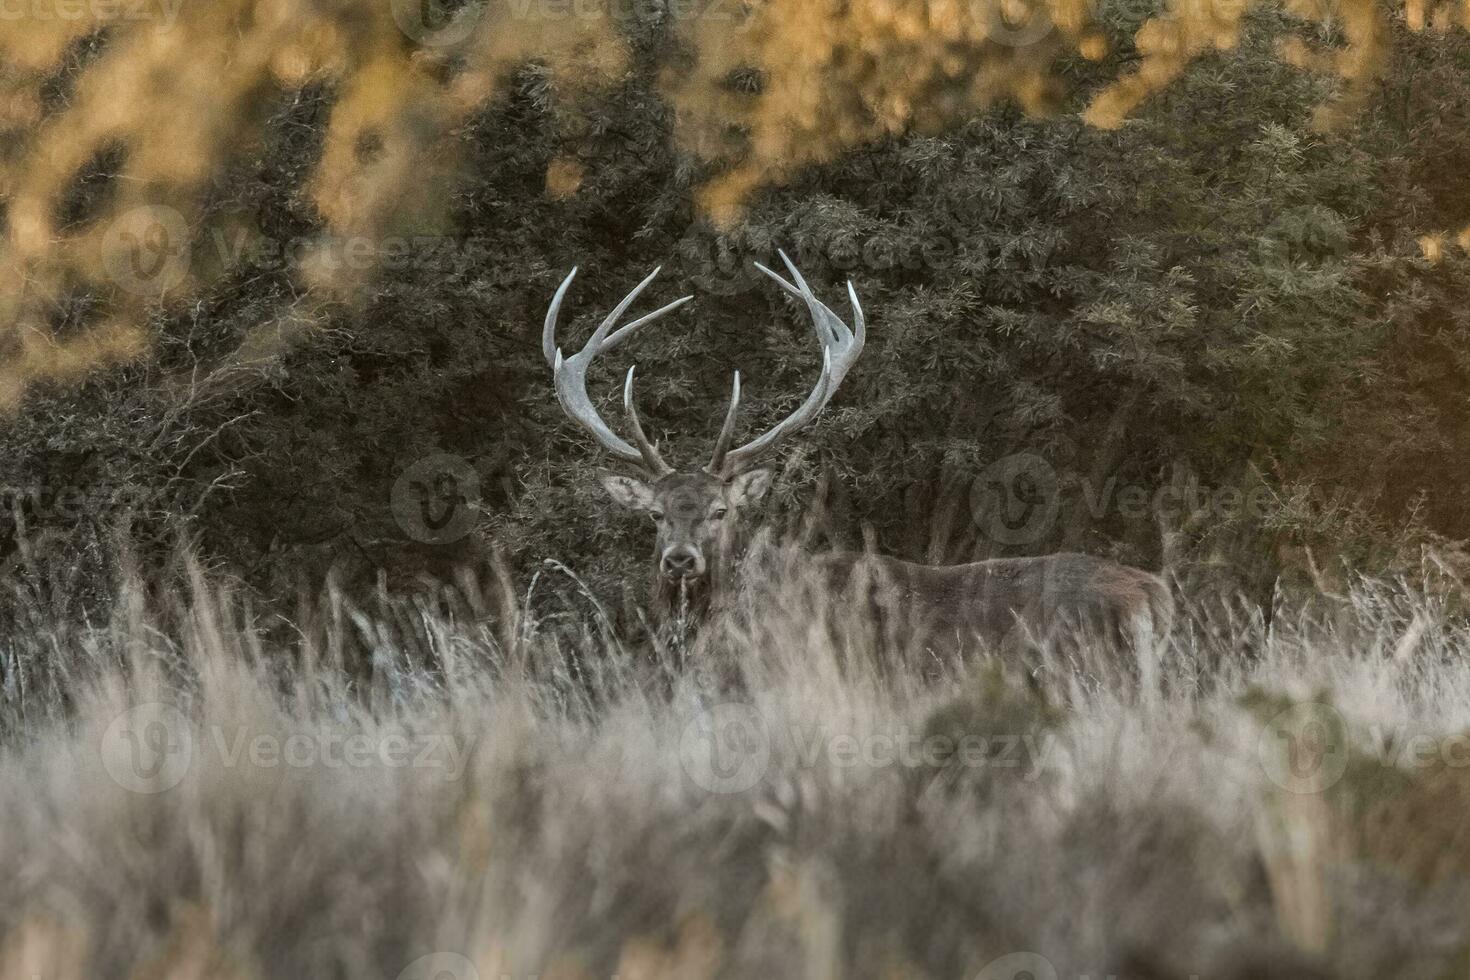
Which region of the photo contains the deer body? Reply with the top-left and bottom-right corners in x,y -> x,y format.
807,550 -> 1172,660
542,254 -> 1172,672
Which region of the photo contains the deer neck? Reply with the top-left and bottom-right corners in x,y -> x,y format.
650,531 -> 744,628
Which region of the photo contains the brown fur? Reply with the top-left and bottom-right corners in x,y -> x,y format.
604,466 -> 1173,677
602,471 -> 761,633
805,550 -> 1174,674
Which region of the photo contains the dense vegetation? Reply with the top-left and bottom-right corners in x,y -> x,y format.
5,3 -> 1470,976
1,0 -> 1468,622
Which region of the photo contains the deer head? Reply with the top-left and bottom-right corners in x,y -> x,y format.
543,252 -> 864,615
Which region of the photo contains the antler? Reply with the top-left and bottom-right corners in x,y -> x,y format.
706,250 -> 865,477
544,266 -> 691,478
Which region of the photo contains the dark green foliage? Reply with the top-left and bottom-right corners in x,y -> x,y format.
3,7 -> 1469,622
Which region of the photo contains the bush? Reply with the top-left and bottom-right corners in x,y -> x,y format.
1,4 -> 1469,616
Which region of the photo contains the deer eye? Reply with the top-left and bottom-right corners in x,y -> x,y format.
711,507 -> 728,521
649,510 -> 664,522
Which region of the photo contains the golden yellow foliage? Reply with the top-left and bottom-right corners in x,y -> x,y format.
1089,0 -> 1418,134
3,0 -> 1467,404
1405,0 -> 1470,29
664,0 -> 1456,224
546,156 -> 587,200
1086,0 -> 1262,129
663,0 -> 1106,224
0,0 -> 627,408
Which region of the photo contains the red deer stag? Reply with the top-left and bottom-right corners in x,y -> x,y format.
542,253 -> 1173,676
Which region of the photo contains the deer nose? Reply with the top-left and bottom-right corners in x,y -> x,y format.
661,547 -> 704,579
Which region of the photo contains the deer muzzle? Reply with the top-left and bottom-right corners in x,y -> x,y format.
660,545 -> 706,581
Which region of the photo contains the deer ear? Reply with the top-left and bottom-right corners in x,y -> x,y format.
727,467 -> 773,508
599,471 -> 656,512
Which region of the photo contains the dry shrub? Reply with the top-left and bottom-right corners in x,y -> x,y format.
3,0 -> 1468,406
0,0 -> 628,408
1086,0 -> 1394,133
664,0 -> 1468,225
661,0 -> 1108,224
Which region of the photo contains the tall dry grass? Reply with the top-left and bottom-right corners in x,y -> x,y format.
3,550 -> 1470,978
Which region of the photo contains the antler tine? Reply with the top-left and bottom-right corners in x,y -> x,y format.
772,250 -> 825,334
754,261 -> 836,349
587,265 -> 663,351
603,295 -> 693,353
544,266 -> 688,475
717,253 -> 864,476
623,366 -> 674,477
704,371 -> 742,475
754,259 -> 863,395
720,347 -> 832,474
756,250 -> 848,347
787,253 -> 863,391
543,266 -> 579,368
